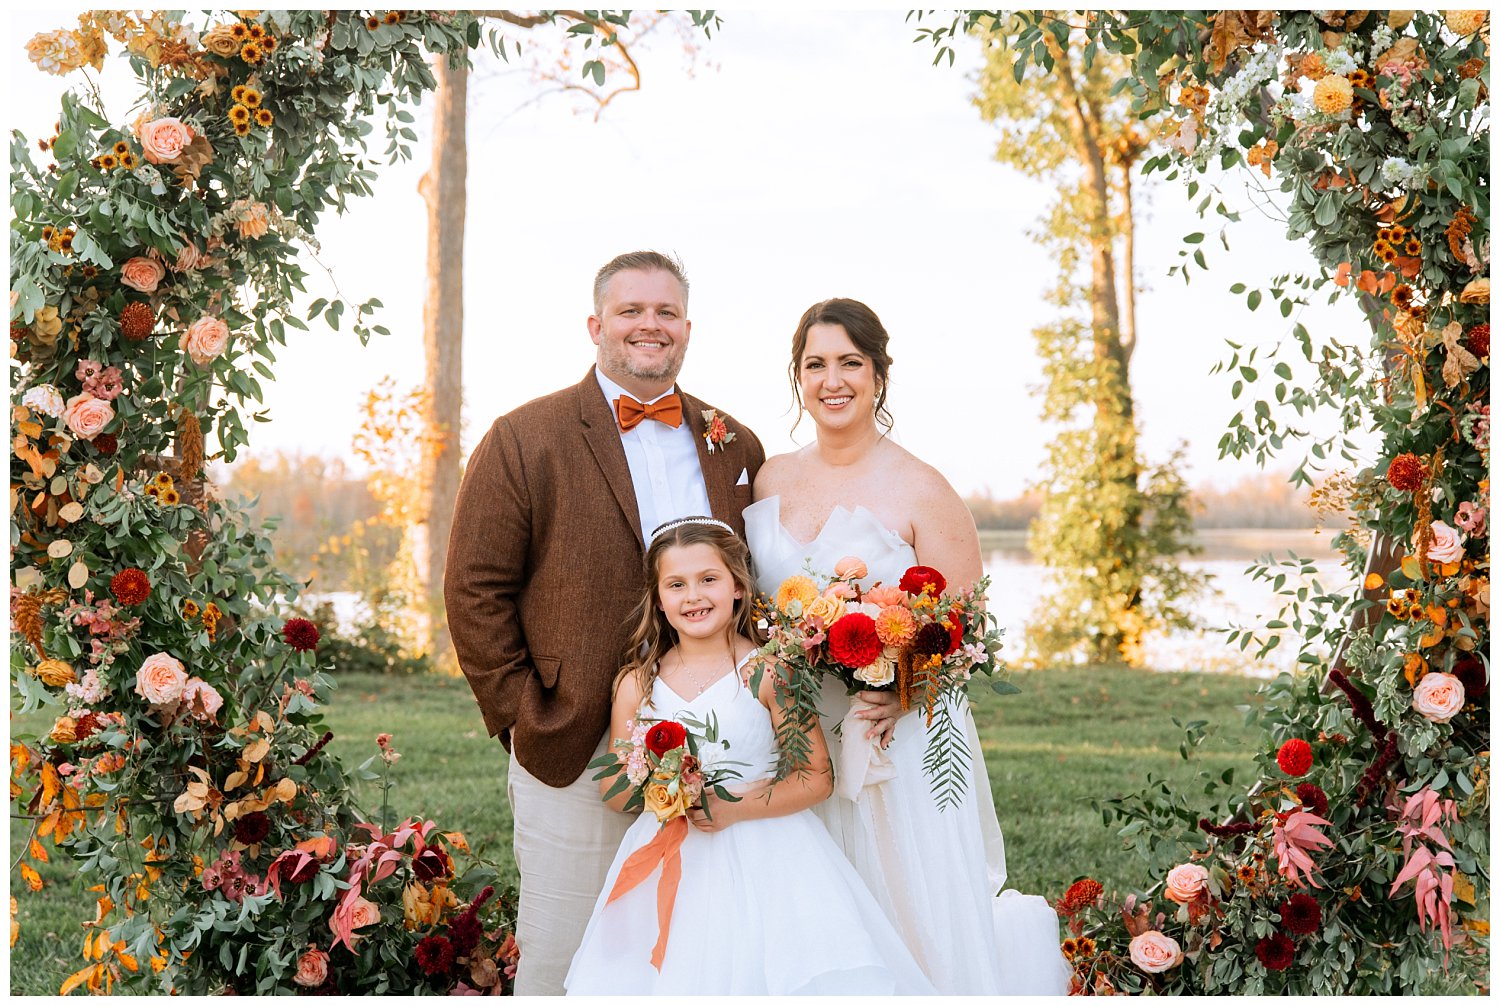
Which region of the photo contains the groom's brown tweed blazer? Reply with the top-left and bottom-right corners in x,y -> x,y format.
445,368 -> 764,787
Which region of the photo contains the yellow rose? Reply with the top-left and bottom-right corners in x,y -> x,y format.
1445,10 -> 1487,36
644,783 -> 687,823
201,25 -> 242,56
1459,279 -> 1489,304
1312,75 -> 1353,115
805,594 -> 846,625
774,575 -> 818,614
50,716 -> 78,744
35,659 -> 76,687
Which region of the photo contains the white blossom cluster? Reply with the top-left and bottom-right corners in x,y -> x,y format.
1378,156 -> 1423,188
1192,43 -> 1285,168
1367,23 -> 1398,60
1321,48 -> 1357,75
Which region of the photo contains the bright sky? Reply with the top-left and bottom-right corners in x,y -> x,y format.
8,9 -> 1367,498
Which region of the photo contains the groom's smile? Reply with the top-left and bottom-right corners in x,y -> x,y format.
588,267 -> 691,398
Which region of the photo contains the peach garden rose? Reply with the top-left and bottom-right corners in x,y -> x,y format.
1128,930 -> 1183,973
1425,520 -> 1464,564
292,946 -> 329,988
135,652 -> 188,705
1164,862 -> 1210,904
1412,672 -> 1465,723
120,255 -> 167,293
181,314 -> 230,365
137,115 -> 194,164
62,392 -> 115,440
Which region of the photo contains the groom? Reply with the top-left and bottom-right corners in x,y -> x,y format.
445,251 -> 764,995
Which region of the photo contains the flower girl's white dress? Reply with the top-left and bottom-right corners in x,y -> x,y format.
564,654 -> 934,995
744,496 -> 1072,995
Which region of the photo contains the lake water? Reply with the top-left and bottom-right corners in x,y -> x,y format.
311,529 -> 1352,677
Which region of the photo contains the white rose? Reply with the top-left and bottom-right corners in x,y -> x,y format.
854,649 -> 897,687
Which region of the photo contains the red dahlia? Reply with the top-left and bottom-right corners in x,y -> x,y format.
1385,452 -> 1426,492
1055,878 -> 1104,916
282,617 -> 320,651
644,720 -> 687,756
110,567 -> 152,605
73,711 -> 102,742
911,621 -> 954,659
1468,323 -> 1489,359
1295,783 -> 1329,818
233,811 -> 271,845
828,612 -> 883,668
898,565 -> 947,596
1276,738 -> 1313,777
119,301 -> 155,341
1278,893 -> 1322,936
1255,932 -> 1296,970
414,935 -> 455,976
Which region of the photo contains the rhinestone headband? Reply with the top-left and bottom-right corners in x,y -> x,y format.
648,515 -> 735,543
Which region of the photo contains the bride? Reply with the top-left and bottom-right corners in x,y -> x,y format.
743,298 -> 1070,995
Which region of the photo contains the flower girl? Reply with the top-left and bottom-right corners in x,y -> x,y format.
564,517 -> 932,994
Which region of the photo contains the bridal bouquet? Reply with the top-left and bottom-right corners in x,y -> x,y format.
755,557 -> 1010,810
587,713 -> 745,971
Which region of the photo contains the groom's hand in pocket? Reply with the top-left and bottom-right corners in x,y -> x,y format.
854,690 -> 901,749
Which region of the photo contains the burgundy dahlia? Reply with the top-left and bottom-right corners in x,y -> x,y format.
282,617 -> 320,652
414,935 -> 455,976
1295,783 -> 1329,819
1452,655 -> 1488,701
911,621 -> 953,660
233,811 -> 271,846
1255,932 -> 1296,970
1468,322 -> 1489,359
1278,893 -> 1322,936
92,433 -> 118,455
412,845 -> 451,883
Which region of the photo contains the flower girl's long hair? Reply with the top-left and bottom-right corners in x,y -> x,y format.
615,520 -> 761,700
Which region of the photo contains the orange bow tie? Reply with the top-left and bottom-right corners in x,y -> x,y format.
615,393 -> 683,431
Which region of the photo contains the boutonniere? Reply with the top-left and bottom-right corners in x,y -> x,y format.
701,409 -> 737,455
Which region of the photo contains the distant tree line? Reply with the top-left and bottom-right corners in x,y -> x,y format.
966,473 -> 1313,531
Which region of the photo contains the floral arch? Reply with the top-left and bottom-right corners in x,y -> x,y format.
8,8 -> 1492,997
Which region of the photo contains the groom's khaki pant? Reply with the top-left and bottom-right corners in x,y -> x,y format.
507,740 -> 632,996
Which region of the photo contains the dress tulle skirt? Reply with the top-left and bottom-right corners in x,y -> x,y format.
565,809 -> 935,995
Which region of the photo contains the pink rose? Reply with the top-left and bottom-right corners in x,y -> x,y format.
1163,863 -> 1210,904
1128,930 -> 1182,973
834,556 -> 868,581
120,256 -> 166,294
180,314 -> 230,366
1412,672 -> 1465,723
1425,521 -> 1464,564
347,895 -> 381,933
293,947 -> 329,988
135,652 -> 188,705
137,116 -> 193,165
182,678 -> 224,721
62,393 -> 115,440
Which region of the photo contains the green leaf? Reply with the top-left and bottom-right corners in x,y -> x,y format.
1246,289 -> 1262,311
1183,232 -> 1204,243
990,680 -> 1022,696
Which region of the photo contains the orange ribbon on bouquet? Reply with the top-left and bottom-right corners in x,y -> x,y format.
606,816 -> 689,970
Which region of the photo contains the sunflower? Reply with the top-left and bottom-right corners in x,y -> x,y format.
153,472 -> 175,488
384,11 -> 402,23
112,140 -> 129,156
1376,244 -> 1398,264
120,152 -> 138,169
1377,227 -> 1394,243
1403,238 -> 1422,257
144,483 -> 161,499
1389,224 -> 1408,243
229,22 -> 249,41
182,599 -> 201,619
262,35 -> 278,52
231,84 -> 248,103
241,87 -> 262,108
228,103 -> 251,125
366,16 -> 381,29
159,487 -> 182,505
248,23 -> 265,40
1391,284 -> 1415,310
99,153 -> 118,170
233,120 -> 252,137
254,108 -> 273,127
240,41 -> 264,65
1236,864 -> 1258,884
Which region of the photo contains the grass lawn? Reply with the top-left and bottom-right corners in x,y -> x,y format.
10,665 -> 1264,994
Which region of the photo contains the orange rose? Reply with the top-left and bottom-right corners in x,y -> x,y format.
63,392 -> 115,440
135,652 -> 188,705
834,556 -> 868,581
180,314 -> 229,365
347,895 -> 381,934
864,584 -> 906,608
1164,863 -> 1210,904
137,116 -> 194,164
120,256 -> 166,294
35,659 -> 76,687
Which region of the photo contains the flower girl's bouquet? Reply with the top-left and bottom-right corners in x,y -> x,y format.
588,713 -> 744,970
755,557 -> 1011,810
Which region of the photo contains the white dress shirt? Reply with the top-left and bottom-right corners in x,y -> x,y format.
595,370 -> 712,539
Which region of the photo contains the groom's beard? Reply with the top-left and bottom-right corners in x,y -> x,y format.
598,341 -> 686,385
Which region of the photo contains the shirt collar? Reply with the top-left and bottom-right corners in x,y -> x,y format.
595,368 -> 678,407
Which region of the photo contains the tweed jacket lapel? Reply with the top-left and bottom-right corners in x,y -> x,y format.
680,389 -> 737,521
576,368 -> 644,545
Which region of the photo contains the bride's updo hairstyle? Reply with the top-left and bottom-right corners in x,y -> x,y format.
788,298 -> 895,434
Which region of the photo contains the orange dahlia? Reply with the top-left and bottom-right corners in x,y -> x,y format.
1386,452 -> 1425,492
119,301 -> 154,341
110,568 -> 152,605
875,605 -> 917,647
1313,75 -> 1353,114
774,575 -> 818,614
1056,878 -> 1103,916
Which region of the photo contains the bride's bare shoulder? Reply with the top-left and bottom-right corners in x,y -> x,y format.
753,449 -> 809,499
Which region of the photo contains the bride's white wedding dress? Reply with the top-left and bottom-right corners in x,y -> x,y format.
745,496 -> 1071,995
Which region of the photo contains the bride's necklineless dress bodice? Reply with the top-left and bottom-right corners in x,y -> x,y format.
743,495 -> 915,597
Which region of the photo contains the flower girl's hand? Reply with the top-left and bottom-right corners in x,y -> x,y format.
854,690 -> 901,749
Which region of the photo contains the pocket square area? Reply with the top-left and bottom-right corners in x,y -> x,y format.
736,467 -> 749,486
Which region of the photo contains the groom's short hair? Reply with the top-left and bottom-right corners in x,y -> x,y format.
592,251 -> 689,316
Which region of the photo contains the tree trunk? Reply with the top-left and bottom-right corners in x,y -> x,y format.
416,56 -> 468,668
